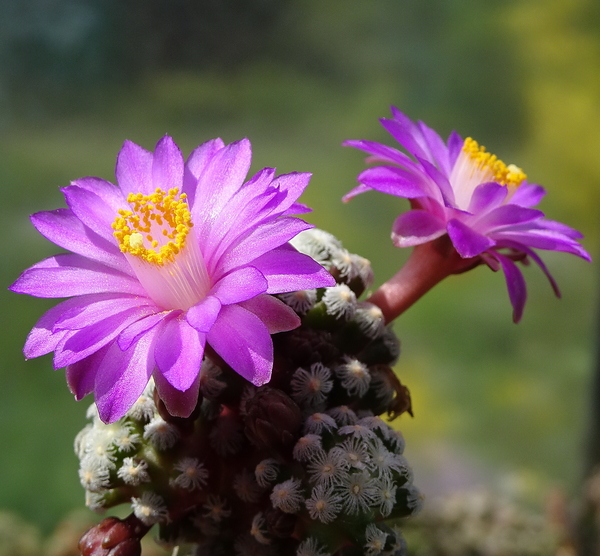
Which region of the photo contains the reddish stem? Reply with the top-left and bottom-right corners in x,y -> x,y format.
367,236 -> 479,324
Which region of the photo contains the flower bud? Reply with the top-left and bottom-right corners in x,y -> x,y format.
244,388 -> 302,449
78,515 -> 148,556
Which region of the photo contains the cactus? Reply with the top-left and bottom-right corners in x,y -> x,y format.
76,230 -> 419,556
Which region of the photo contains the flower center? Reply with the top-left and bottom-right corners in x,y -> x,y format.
113,188 -> 192,265
449,137 -> 527,210
112,188 -> 211,310
463,137 -> 526,186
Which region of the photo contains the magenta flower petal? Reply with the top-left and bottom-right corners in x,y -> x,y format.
54,294 -> 153,331
185,138 -> 225,174
13,136 -> 333,422
186,296 -> 222,333
510,182 -> 546,208
498,240 -> 561,298
242,167 -> 279,199
283,201 -> 311,216
492,228 -> 590,258
473,205 -> 544,233
11,254 -> 145,298
66,345 -> 110,400
447,131 -> 464,164
118,311 -> 170,351
342,183 -> 374,203
31,209 -> 128,273
417,120 -> 454,175
153,368 -> 201,418
416,156 -> 456,206
53,305 -> 155,368
62,183 -> 127,243
270,172 -> 312,215
381,114 -> 430,161
357,166 -> 431,199
183,138 -> 226,206
154,315 -> 205,391
493,253 -> 527,323
251,244 -> 336,293
533,218 -> 584,239
152,136 -> 184,193
71,177 -> 128,213
391,210 -> 446,248
343,139 -> 421,172
239,294 -> 300,334
210,267 -> 268,305
208,304 -> 273,386
217,217 -> 313,273
467,182 -> 508,214
447,218 -> 495,258
24,296 -> 101,359
115,140 -> 154,196
345,107 -> 590,319
94,330 -> 158,423
190,139 -> 252,232
201,177 -> 282,265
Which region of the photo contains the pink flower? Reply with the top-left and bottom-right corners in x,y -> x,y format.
11,136 -> 334,422
344,107 -> 590,322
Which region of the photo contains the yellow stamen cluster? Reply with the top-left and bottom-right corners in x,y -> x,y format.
113,188 -> 193,265
462,137 -> 526,187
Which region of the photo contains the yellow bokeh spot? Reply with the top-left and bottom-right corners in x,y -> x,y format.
112,188 -> 193,265
463,137 -> 527,187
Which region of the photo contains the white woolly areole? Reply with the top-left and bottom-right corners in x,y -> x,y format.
131,491 -> 168,525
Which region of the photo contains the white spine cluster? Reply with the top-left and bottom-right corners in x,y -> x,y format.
117,457 -> 150,486
326,405 -> 358,426
131,491 -> 169,525
335,358 -> 372,397
291,363 -> 334,410
355,302 -> 385,338
278,289 -> 317,314
255,459 -> 280,488
270,478 -> 304,514
303,413 -> 337,435
364,524 -> 389,556
172,457 -> 209,491
305,485 -> 343,523
293,434 -> 324,462
126,380 -> 157,421
250,512 -> 271,545
322,284 -> 357,320
143,416 -> 180,450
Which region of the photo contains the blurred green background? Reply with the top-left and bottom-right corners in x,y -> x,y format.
0,0 -> 599,536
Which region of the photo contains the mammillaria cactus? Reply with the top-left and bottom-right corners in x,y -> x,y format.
11,106 -> 590,555
74,230 -> 419,556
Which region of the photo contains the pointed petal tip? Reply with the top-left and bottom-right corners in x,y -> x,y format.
230,137 -> 252,153
7,278 -> 20,293
156,134 -> 175,144
250,368 -> 272,387
95,400 -> 125,424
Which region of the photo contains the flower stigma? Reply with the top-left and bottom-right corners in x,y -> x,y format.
449,137 -> 527,209
113,188 -> 211,310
